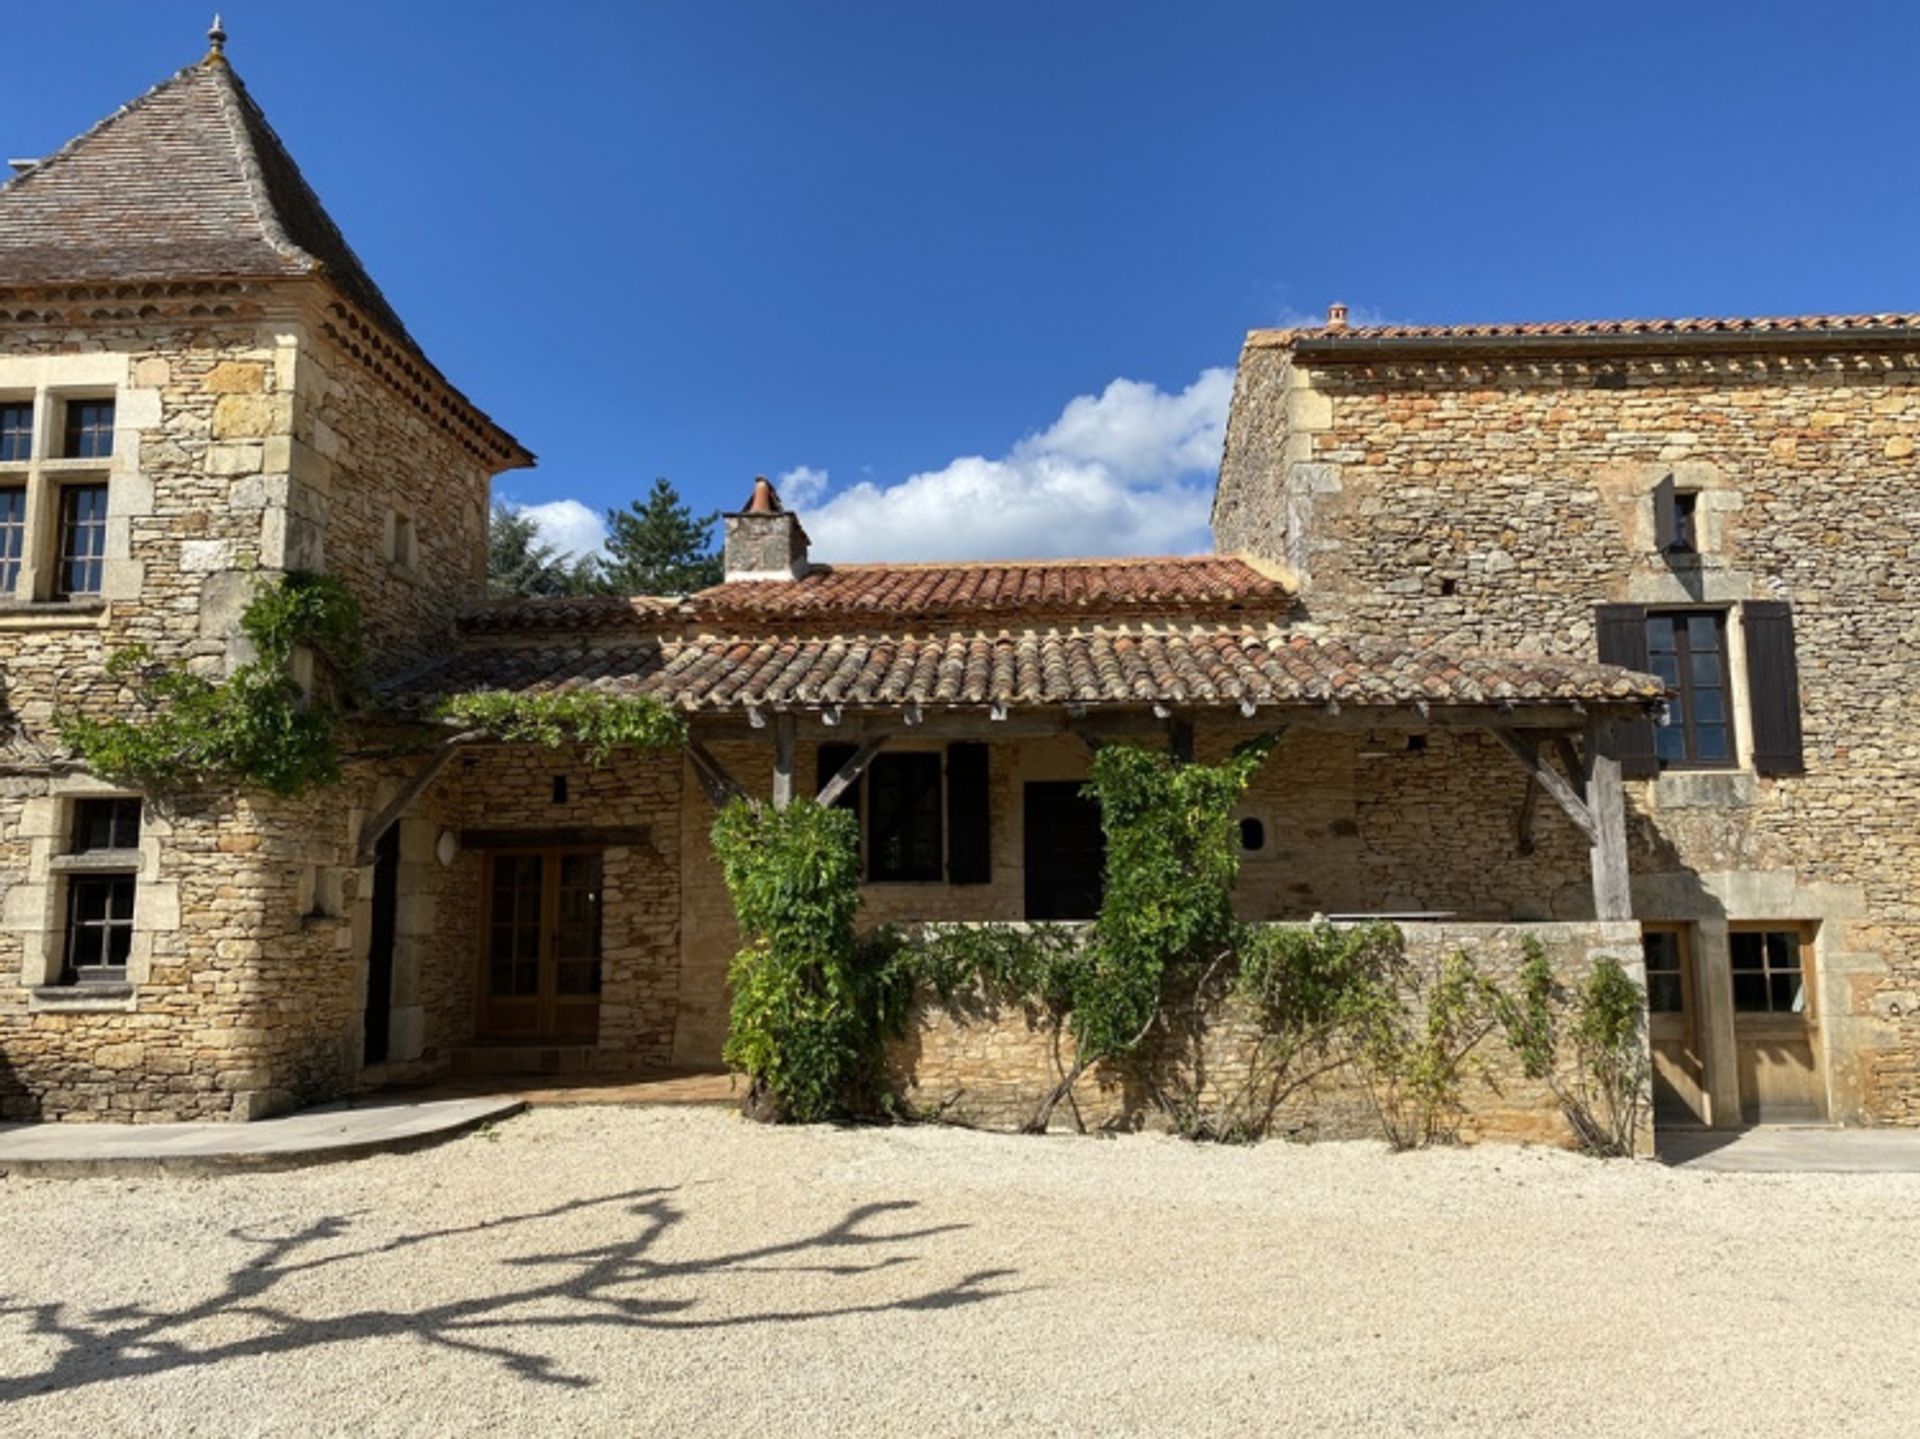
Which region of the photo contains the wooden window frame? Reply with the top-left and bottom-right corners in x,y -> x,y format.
1641,924 -> 1690,1016
0,482 -> 24,595
71,796 -> 142,853
62,871 -> 136,984
1647,608 -> 1737,770
0,401 -> 31,463
1727,923 -> 1816,1020
60,397 -> 114,460
53,481 -> 110,599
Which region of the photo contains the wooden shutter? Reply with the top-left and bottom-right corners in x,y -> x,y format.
946,743 -> 991,884
1743,601 -> 1805,776
815,742 -> 861,810
1594,603 -> 1660,779
1651,475 -> 1677,552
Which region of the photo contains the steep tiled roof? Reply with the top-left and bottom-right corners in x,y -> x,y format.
1249,312 -> 1920,350
0,54 -> 411,344
692,556 -> 1294,624
392,626 -> 1663,714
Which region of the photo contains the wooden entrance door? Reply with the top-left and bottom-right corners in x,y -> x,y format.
1729,924 -> 1827,1123
479,850 -> 604,1042
1642,925 -> 1708,1126
1024,782 -> 1104,920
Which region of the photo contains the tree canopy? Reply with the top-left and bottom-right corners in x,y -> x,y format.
486,503 -> 599,597
599,478 -> 722,595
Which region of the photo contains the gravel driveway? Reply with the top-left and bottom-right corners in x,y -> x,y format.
0,1106 -> 1915,1436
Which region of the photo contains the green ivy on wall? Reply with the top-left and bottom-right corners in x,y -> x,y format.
434,690 -> 686,763
57,571 -> 362,799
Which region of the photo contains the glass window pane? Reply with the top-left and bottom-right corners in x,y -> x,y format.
1691,689 -> 1725,725
106,924 -> 133,967
1770,971 -> 1806,1013
1646,615 -> 1677,653
1693,725 -> 1729,761
1642,932 -> 1681,972
1766,932 -> 1801,971
1730,933 -> 1763,970
1650,653 -> 1681,686
1732,973 -> 1769,1012
1690,651 -> 1724,686
0,403 -> 31,461
1656,723 -> 1688,763
1686,613 -> 1722,650
1648,972 -> 1685,1013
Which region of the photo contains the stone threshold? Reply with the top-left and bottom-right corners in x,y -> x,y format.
0,1095 -> 526,1179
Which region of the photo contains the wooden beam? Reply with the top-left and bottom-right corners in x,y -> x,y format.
354,743 -> 461,866
816,736 -> 886,808
770,712 -> 796,810
461,826 -> 653,850
686,737 -> 747,810
1553,734 -> 1586,788
1489,727 -> 1597,844
1585,718 -> 1633,921
1515,774 -> 1540,855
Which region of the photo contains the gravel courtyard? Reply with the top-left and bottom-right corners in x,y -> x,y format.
1,1107 -> 1915,1437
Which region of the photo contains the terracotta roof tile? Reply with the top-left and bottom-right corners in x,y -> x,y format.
692,555 -> 1294,623
456,595 -> 686,635
390,626 -> 1664,715
1249,312 -> 1920,349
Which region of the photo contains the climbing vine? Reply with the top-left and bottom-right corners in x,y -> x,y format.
56,571 -> 362,799
712,797 -> 890,1123
434,690 -> 685,763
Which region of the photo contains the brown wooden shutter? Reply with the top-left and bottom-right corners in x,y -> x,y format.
1742,601 -> 1805,776
816,742 -> 861,810
1651,475 -> 1677,552
1594,603 -> 1660,779
945,743 -> 991,884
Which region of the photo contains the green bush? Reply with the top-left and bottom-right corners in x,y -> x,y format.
1492,940 -> 1649,1156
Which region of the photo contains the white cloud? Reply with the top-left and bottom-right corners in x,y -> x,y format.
789,367 -> 1232,563
775,465 -> 830,508
519,498 -> 607,561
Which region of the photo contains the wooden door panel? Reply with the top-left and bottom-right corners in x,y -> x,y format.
1729,926 -> 1827,1124
479,850 -> 602,1043
1643,926 -> 1709,1127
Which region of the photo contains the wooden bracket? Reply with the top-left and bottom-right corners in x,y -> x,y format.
354,742 -> 463,866
816,736 -> 886,808
1489,726 -> 1597,844
687,737 -> 747,809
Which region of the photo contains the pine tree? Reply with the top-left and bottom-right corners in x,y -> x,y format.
599,477 -> 722,595
486,503 -> 599,597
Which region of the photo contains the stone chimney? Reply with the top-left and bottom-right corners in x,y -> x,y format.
1325,301 -> 1349,332
722,476 -> 811,581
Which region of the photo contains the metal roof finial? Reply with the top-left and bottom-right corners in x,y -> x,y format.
207,14 -> 228,58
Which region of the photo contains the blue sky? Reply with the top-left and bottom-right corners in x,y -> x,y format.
8,3 -> 1919,562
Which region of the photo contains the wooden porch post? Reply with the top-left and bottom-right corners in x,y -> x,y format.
771,712 -> 796,810
1585,719 -> 1633,921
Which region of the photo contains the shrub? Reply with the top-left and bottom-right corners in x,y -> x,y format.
1493,940 -> 1649,1156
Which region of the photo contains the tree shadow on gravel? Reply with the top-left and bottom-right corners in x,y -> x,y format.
0,1188 -> 1020,1399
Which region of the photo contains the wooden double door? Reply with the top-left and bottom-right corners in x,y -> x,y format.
479,849 -> 605,1042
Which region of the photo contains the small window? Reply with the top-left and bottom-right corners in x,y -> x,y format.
72,797 -> 141,852
867,752 -> 943,882
1668,491 -> 1699,554
63,872 -> 135,983
55,482 -> 109,597
61,398 -> 114,460
0,486 -> 24,593
390,511 -> 416,569
0,402 -> 31,461
1238,816 -> 1266,853
1642,930 -> 1686,1013
1646,610 -> 1733,768
1730,929 -> 1808,1015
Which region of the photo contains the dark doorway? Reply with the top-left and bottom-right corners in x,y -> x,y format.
1024,781 -> 1104,920
363,824 -> 399,1065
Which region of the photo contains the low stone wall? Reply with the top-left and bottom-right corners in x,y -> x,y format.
885,921 -> 1648,1150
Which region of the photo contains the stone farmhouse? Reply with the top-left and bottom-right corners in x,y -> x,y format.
1,32 -> 1914,1139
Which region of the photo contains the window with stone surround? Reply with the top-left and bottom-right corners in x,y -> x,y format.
56,797 -> 142,986
0,384 -> 118,605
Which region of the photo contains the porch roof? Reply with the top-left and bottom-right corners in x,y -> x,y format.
387,623 -> 1664,716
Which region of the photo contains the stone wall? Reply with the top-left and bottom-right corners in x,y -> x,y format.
886,921 -> 1648,1149
1214,337 -> 1920,1123
670,729 -> 1600,1069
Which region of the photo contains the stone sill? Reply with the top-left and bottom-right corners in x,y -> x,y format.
0,598 -> 108,631
49,851 -> 143,874
1651,769 -> 1758,811
29,982 -> 136,1014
